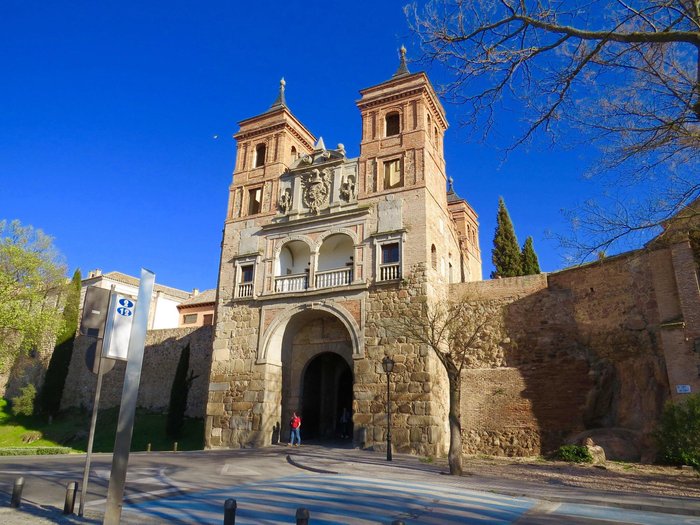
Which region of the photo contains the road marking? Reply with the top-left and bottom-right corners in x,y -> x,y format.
221,463 -> 262,476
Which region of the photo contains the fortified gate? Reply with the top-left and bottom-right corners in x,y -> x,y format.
205,51 -> 481,455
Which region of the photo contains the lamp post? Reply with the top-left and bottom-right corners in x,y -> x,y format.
382,356 -> 395,461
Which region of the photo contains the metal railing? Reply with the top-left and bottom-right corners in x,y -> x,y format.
315,268 -> 352,289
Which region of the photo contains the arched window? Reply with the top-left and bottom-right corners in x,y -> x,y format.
434,127 -> 438,145
385,112 -> 400,137
291,146 -> 297,161
431,244 -> 437,270
316,233 -> 354,288
254,143 -> 266,168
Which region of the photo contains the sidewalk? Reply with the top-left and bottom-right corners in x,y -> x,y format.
287,447 -> 700,517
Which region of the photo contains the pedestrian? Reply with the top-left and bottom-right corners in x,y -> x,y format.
288,411 -> 302,447
339,407 -> 351,438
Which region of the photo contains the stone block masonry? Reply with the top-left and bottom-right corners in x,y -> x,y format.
61,326 -> 213,417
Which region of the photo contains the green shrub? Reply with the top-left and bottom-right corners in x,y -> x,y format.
557,444 -> 593,463
11,384 -> 37,417
655,394 -> 700,469
0,447 -> 71,456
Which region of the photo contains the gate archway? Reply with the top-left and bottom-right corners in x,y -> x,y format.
301,352 -> 353,440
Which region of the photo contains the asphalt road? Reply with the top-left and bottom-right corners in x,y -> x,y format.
0,446 -> 698,524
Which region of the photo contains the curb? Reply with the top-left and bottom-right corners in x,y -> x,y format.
286,454 -> 339,475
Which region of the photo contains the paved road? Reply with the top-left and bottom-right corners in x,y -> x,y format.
0,446 -> 698,524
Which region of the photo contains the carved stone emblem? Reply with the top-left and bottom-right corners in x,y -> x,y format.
278,188 -> 292,214
339,174 -> 356,202
302,168 -> 331,214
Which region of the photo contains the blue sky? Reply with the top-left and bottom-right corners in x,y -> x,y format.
1,1 -> 598,292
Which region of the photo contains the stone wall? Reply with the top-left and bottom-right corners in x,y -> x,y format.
61,326 -> 213,417
361,263 -> 449,457
452,253 -> 672,459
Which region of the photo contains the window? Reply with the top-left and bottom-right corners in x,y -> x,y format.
385,112 -> 400,137
203,314 -> 213,326
431,244 -> 437,270
235,257 -> 257,298
183,314 -> 197,325
291,146 -> 297,161
248,188 -> 262,215
382,243 -> 400,264
240,264 -> 254,283
434,127 -> 438,145
383,159 -> 402,189
254,143 -> 266,167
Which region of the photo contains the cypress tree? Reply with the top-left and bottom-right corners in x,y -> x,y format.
40,268 -> 81,415
491,197 -> 522,278
167,343 -> 197,439
521,236 -> 541,275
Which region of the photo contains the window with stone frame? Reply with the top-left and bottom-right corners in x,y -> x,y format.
377,239 -> 401,281
248,188 -> 262,215
236,261 -> 255,298
183,313 -> 197,325
254,143 -> 266,167
385,112 -> 400,137
383,159 -> 402,189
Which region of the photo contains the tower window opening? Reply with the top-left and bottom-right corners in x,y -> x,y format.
385,112 -> 400,137
254,143 -> 266,167
291,145 -> 297,161
383,159 -> 402,189
431,244 -> 437,270
248,188 -> 262,215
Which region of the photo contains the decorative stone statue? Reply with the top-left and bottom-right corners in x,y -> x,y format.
339,174 -> 356,202
301,168 -> 331,214
278,188 -> 292,215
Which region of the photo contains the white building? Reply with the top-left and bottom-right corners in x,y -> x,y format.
81,270 -> 193,329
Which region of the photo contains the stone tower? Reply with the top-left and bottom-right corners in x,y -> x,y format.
205,51 -> 481,455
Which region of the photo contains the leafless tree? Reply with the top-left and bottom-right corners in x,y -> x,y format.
407,0 -> 700,260
386,294 -> 503,475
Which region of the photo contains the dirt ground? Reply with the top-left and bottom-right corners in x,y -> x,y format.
462,456 -> 700,498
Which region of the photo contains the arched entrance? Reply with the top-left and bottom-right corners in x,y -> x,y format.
302,352 -> 353,439
278,310 -> 355,444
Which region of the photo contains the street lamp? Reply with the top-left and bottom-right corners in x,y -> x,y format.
382,356 -> 395,461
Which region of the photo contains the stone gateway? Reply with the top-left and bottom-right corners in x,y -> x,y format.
196,52 -> 698,460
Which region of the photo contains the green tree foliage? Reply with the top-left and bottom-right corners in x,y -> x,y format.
167,343 -> 198,439
11,384 -> 37,417
521,237 -> 541,275
655,394 -> 700,470
40,268 -> 81,415
0,220 -> 66,372
491,198 -> 522,278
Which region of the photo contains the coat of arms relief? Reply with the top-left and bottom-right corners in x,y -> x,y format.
301,168 -> 331,214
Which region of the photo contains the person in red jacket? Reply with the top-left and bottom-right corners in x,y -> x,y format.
288,411 -> 302,446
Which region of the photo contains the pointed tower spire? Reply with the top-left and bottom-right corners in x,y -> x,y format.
392,45 -> 410,78
313,136 -> 326,151
269,77 -> 287,111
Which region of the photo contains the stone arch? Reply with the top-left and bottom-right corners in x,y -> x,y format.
313,227 -> 359,251
273,234 -> 315,260
258,302 -> 363,365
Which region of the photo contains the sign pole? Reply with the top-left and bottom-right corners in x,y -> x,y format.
103,269 -> 155,525
78,285 -> 116,517
78,335 -> 106,516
